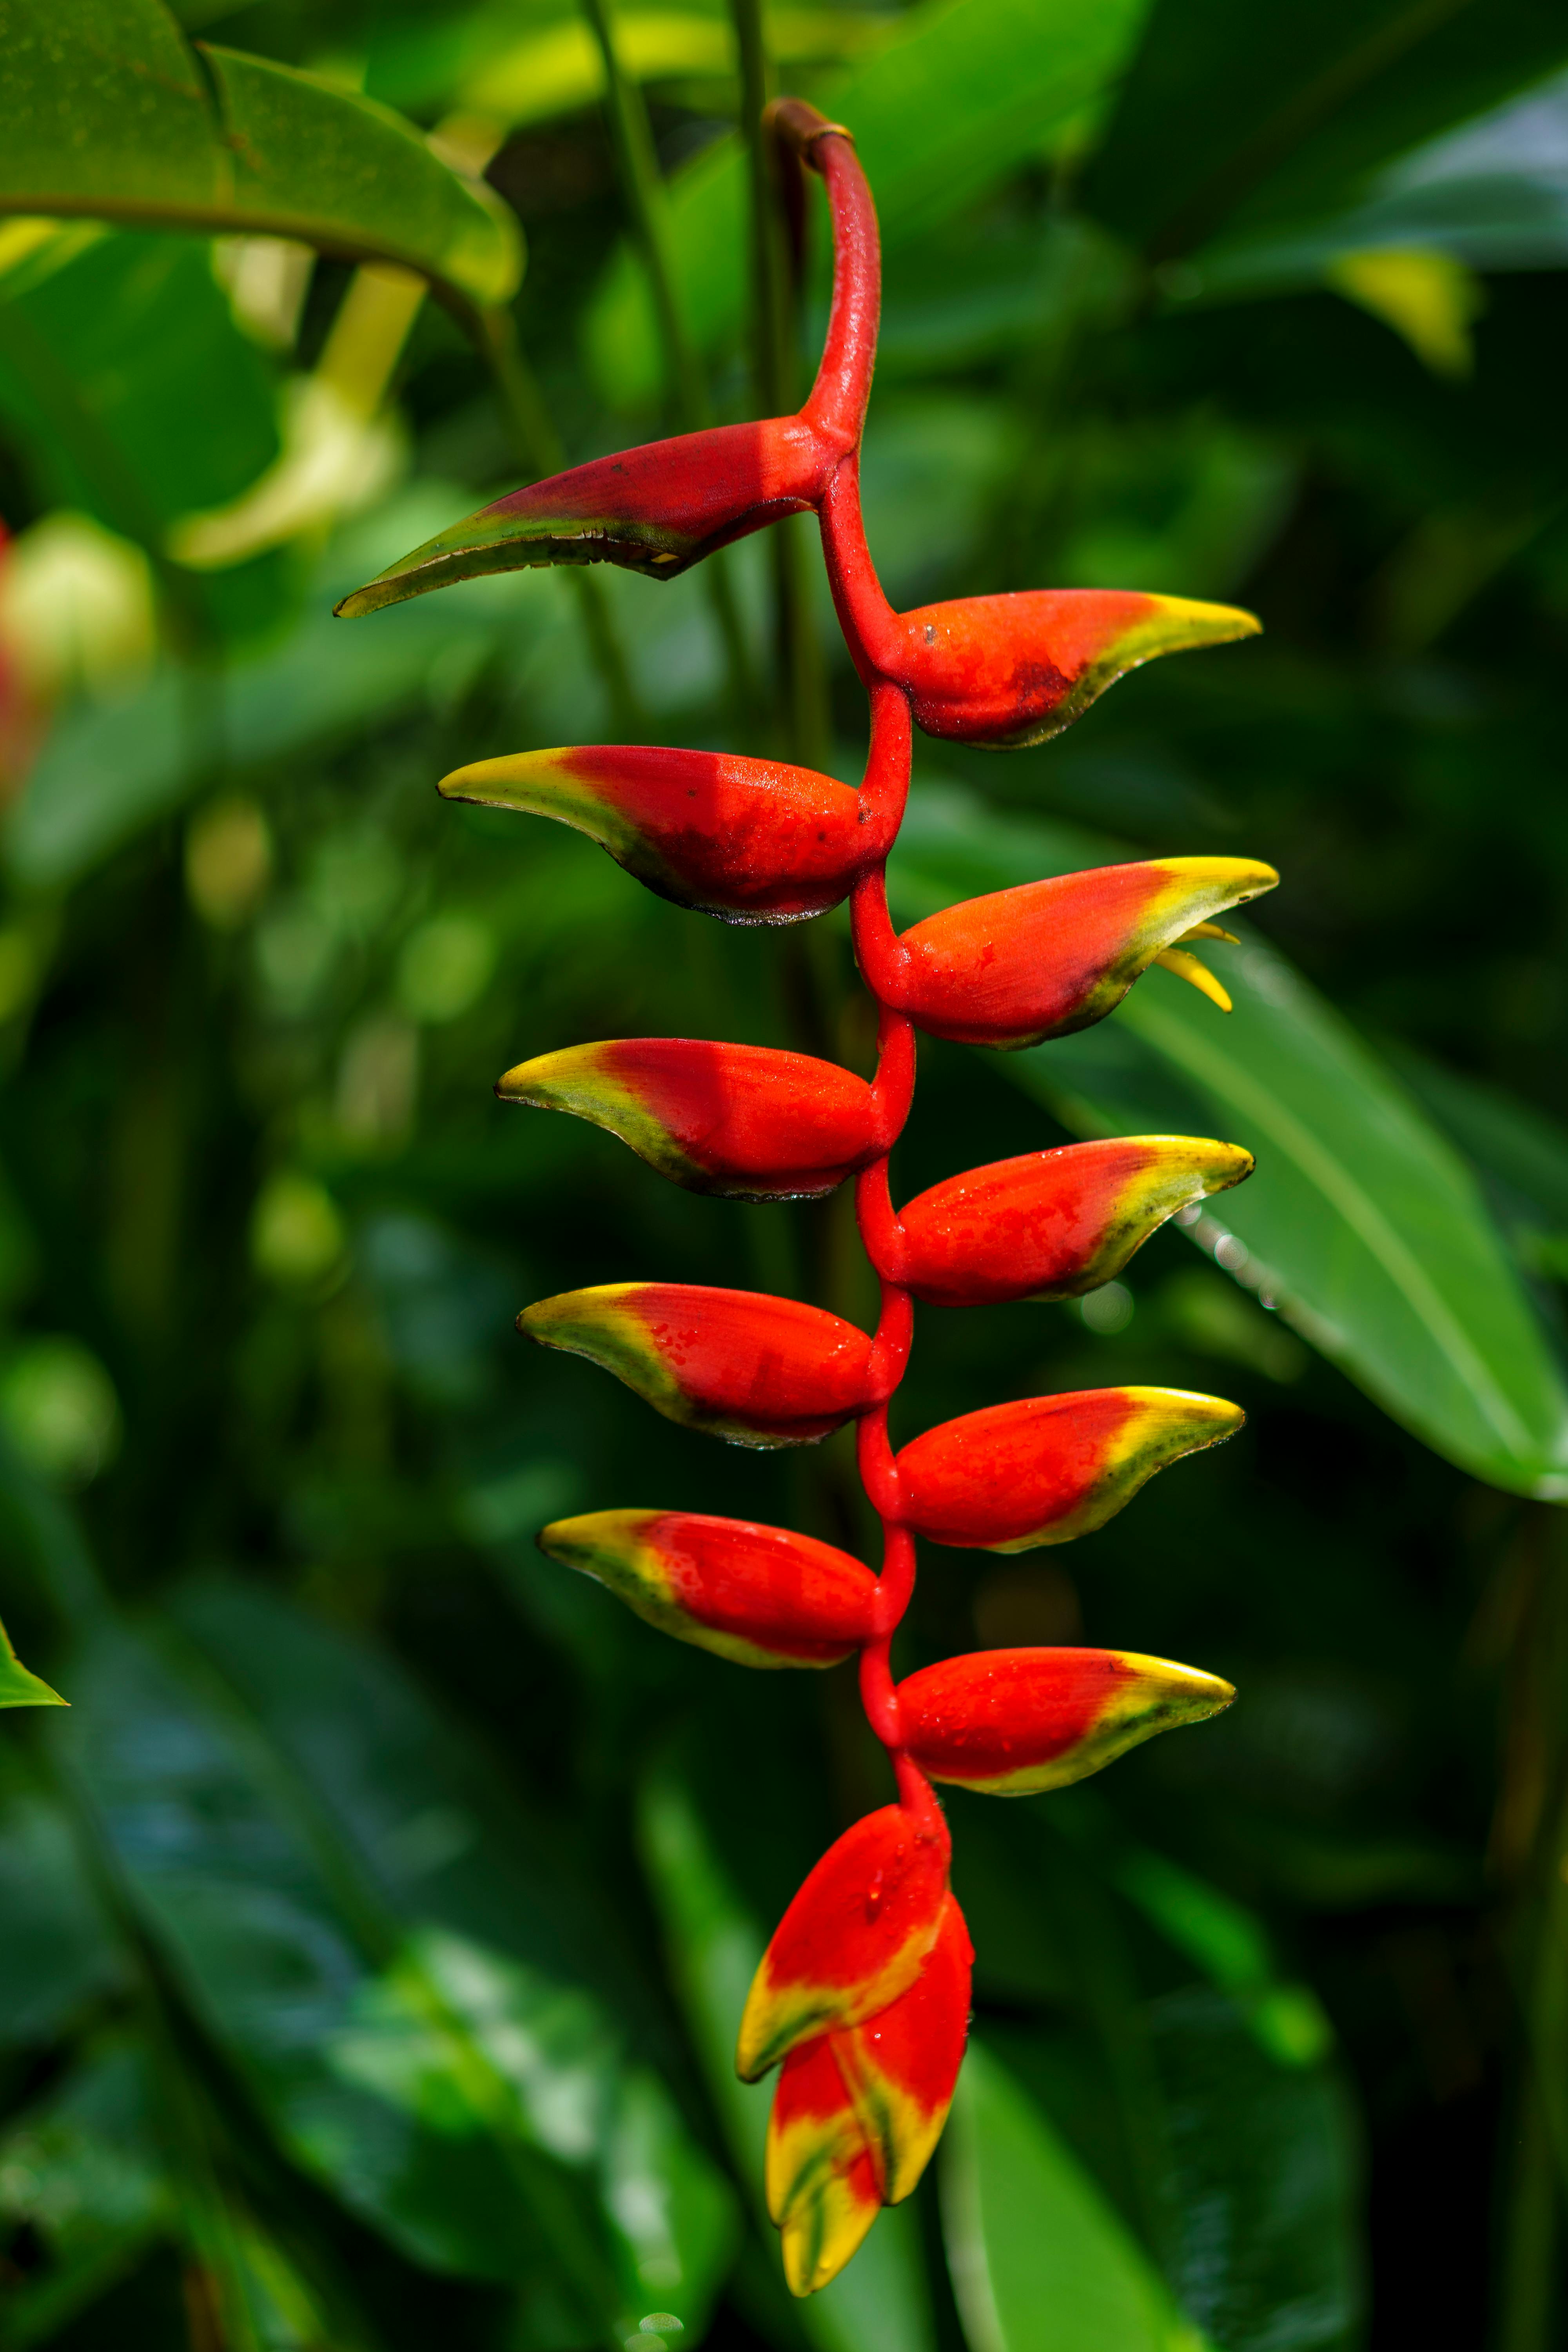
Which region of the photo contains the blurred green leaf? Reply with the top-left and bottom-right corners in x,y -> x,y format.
1084,0 -> 1568,260
0,1778 -> 113,2031
0,227 -> 287,641
1169,72 -> 1568,307
1148,1989 -> 1361,2352
584,0 -> 1153,404
0,2040 -> 172,2345
889,784 -> 1568,1499
0,0 -> 521,316
941,2040 -> 1197,2352
63,1582 -> 737,2341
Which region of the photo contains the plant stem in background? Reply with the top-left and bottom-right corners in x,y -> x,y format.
581,0 -> 756,722
731,0 -> 830,766
474,305 -> 641,734
1495,1504 -> 1568,2352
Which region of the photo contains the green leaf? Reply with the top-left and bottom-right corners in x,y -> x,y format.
584,0 -> 1154,405
1148,1989 -> 1362,2352
0,0 -> 520,318
0,2040 -> 172,2345
2,486 -> 558,888
941,2040 -> 1199,2352
637,1767 -> 936,2352
1166,73 -> 1568,307
887,784 -> 1568,1499
62,1580 -> 738,2341
0,226 -> 287,639
0,1608 -> 65,1706
1083,0 -> 1568,260
0,1777 -> 115,2032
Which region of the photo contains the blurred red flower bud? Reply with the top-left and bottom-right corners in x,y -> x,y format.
537,1507 -> 877,1666
519,1281 -> 882,1446
896,1386 -> 1244,1550
898,1647 -> 1235,1793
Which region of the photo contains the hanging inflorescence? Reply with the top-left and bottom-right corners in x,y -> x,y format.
340,100 -> 1279,2297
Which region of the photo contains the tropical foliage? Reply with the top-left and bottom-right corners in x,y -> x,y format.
0,0 -> 1566,2347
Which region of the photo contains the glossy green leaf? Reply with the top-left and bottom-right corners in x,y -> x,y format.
584,0 -> 1153,404
948,1804 -> 1363,2352
888,785 -> 1568,1498
1083,0 -> 1568,259
0,0 -> 520,316
942,2041 -> 1197,2352
0,1609 -> 65,1706
637,1768 -> 936,2352
62,1580 -> 738,2341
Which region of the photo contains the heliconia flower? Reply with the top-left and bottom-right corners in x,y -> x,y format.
765,2038 -> 882,2296
829,1893 -> 971,2204
889,1135 -> 1254,1306
736,1802 -> 950,2080
766,1895 -> 971,2295
871,589 -> 1260,748
438,743 -> 897,924
496,1038 -> 893,1201
895,1387 -> 1244,1550
882,856 -> 1277,1049
537,1507 -> 877,1666
519,1282 -> 881,1447
334,415 -> 836,615
898,1648 -> 1235,1795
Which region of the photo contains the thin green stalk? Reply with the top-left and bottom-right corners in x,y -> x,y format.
1494,1506 -> 1568,2352
474,304 -> 641,736
579,0 -> 756,720
729,0 -> 829,765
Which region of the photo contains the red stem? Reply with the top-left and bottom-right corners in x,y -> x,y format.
776,109 -> 942,1840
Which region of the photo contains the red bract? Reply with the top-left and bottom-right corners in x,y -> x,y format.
334,415 -> 836,613
884,1135 -> 1254,1305
766,1895 -> 971,2293
342,96 -> 1259,2296
440,742 -> 902,923
519,1282 -> 883,1446
538,1507 -> 877,1666
736,1801 -> 951,2080
896,1388 -> 1245,1550
898,1648 -> 1235,1793
853,588 -> 1259,748
497,1036 -> 900,1199
861,855 -> 1277,1049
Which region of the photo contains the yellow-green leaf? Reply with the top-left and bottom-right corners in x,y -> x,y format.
0,0 -> 521,318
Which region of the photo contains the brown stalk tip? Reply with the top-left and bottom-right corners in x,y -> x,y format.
765,97 -> 855,159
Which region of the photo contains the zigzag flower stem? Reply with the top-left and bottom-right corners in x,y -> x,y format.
338,96 -> 1280,2302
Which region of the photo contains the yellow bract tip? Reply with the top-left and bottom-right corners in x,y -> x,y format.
1155,948 -> 1233,1013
